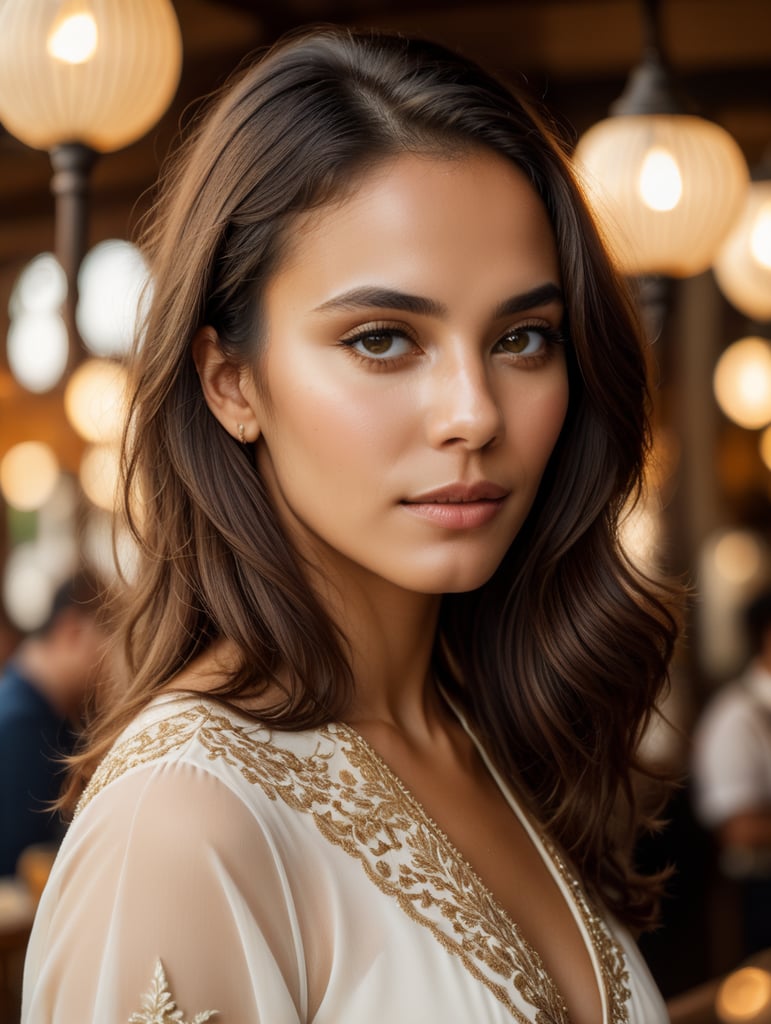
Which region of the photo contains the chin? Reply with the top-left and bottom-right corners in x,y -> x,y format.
402,557 -> 504,596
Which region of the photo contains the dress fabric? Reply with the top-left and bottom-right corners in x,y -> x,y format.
22,695 -> 667,1023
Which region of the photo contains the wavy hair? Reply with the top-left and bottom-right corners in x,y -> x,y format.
67,27 -> 678,929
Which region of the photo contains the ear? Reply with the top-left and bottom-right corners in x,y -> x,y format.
191,326 -> 261,443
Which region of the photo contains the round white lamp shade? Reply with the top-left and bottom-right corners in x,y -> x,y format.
0,0 -> 182,153
713,181 -> 771,323
575,114 -> 749,277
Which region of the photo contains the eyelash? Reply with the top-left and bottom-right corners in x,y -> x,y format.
339,320 -> 565,369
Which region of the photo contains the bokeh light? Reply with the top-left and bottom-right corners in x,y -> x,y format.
8,253 -> 67,318
77,239 -> 150,358
716,966 -> 771,1022
64,358 -> 128,443
0,442 -> 60,511
714,337 -> 771,430
79,443 -> 120,511
6,311 -> 69,393
2,545 -> 55,632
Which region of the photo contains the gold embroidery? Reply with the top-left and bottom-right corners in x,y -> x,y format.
544,841 -> 631,1024
128,960 -> 217,1023
81,701 -> 630,1024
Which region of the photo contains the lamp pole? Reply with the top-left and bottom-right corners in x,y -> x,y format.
50,142 -> 97,373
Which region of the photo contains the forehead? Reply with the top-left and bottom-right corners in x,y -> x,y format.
268,149 -> 561,309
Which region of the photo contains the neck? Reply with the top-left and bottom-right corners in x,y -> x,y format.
308,559 -> 442,732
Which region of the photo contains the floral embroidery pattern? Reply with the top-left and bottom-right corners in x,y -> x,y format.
128,960 -> 217,1023
81,701 -> 630,1024
545,841 -> 631,1024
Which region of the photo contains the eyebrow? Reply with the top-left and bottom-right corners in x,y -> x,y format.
312,282 -> 564,319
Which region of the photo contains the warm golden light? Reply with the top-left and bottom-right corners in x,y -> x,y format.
761,427 -> 771,472
575,114 -> 748,277
714,337 -> 771,430
64,359 -> 128,444
47,12 -> 98,65
79,444 -> 120,511
716,966 -> 771,1022
713,531 -> 765,587
638,147 -> 683,211
0,442 -> 60,511
0,0 -> 182,153
750,202 -> 771,270
714,182 -> 771,322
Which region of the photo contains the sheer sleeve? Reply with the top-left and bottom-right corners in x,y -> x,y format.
22,761 -> 307,1023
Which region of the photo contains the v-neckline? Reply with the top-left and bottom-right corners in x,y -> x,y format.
335,699 -> 622,1024
89,694 -> 629,1022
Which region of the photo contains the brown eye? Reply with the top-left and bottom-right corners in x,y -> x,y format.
498,328 -> 545,356
342,326 -> 414,361
361,333 -> 395,355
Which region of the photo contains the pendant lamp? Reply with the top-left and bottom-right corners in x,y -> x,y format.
0,0 -> 182,367
573,0 -> 748,278
713,156 -> 771,324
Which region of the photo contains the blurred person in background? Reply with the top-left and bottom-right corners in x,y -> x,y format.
0,569 -> 108,877
693,588 -> 771,957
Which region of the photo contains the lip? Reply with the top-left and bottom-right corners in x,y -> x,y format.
399,483 -> 507,507
400,482 -> 509,530
403,481 -> 509,504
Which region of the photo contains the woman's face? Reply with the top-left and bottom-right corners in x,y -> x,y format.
248,149 -> 568,596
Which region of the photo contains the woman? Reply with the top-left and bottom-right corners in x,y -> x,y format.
22,27 -> 677,1024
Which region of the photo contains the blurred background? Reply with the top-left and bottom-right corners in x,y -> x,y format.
1,0 -> 771,1019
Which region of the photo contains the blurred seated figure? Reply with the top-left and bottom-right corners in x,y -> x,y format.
693,588 -> 771,957
0,570 -> 107,877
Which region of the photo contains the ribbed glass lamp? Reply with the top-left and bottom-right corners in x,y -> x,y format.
713,177 -> 771,323
0,0 -> 181,371
573,0 -> 748,278
0,0 -> 182,153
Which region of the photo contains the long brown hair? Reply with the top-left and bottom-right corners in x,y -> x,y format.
69,27 -> 677,929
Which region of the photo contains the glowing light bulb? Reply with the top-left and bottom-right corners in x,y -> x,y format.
750,202 -> 771,270
46,11 -> 98,65
638,147 -> 683,212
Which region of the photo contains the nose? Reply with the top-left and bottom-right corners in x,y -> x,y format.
424,348 -> 504,451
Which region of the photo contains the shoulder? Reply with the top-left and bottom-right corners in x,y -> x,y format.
26,706 -> 313,1024
0,666 -> 51,721
76,695 -> 345,827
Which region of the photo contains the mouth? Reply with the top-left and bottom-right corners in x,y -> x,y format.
401,482 -> 509,505
399,482 -> 509,530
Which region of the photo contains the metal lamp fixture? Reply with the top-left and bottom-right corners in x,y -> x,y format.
573,0 -> 748,278
0,0 -> 182,367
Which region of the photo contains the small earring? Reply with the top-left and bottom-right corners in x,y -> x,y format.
237,423 -> 246,444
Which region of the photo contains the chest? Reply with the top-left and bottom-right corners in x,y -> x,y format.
247,725 -> 639,1024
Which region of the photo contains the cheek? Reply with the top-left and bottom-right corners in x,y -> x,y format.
511,374 -> 570,469
268,359 -> 415,456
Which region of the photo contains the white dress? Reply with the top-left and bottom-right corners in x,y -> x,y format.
22,695 -> 668,1023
